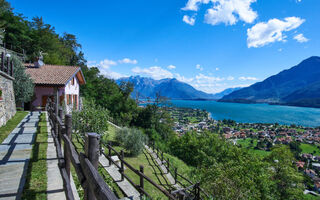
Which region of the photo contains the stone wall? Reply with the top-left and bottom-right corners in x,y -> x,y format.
0,71 -> 16,127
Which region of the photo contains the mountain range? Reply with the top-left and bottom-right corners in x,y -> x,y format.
220,56 -> 320,108
117,76 -> 240,100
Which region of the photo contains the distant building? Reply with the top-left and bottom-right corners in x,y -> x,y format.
312,163 -> 320,171
25,61 -> 85,111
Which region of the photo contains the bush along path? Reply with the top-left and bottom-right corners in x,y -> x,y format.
0,112 -> 40,199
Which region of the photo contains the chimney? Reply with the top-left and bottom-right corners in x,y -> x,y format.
33,54 -> 44,68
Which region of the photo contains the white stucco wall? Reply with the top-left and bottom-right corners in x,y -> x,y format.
65,76 -> 80,112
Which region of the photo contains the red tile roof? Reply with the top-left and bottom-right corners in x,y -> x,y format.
25,64 -> 85,86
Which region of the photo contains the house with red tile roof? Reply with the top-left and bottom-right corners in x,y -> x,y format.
24,61 -> 85,111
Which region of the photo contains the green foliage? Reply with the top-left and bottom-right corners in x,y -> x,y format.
266,145 -> 304,200
12,55 -> 34,105
0,2 -> 86,66
80,66 -> 138,126
72,99 -> 109,136
115,128 -> 146,156
167,132 -> 304,200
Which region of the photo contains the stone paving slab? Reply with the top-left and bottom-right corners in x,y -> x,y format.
100,155 -> 140,200
145,146 -> 182,190
0,112 -> 38,200
45,112 -> 80,200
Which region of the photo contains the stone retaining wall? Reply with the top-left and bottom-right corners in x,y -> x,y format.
0,71 -> 16,127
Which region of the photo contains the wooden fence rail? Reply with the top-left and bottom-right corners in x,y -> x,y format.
46,99 -> 118,200
149,142 -> 210,200
100,141 -> 179,200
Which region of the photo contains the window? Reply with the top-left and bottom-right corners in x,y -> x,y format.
73,95 -> 78,109
71,77 -> 75,85
66,94 -> 72,105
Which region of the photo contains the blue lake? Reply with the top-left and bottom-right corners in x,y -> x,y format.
170,100 -> 320,127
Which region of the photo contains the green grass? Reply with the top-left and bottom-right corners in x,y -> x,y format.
0,111 -> 28,143
70,125 -> 125,200
304,194 -> 320,200
22,113 -> 48,200
237,138 -> 271,158
300,143 -> 320,156
104,123 -> 196,199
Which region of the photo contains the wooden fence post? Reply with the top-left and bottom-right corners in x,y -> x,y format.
108,145 -> 111,166
120,150 -> 124,181
0,52 -> 4,72
58,107 -> 63,144
174,168 -> 178,184
6,56 -> 9,73
10,59 -> 13,77
64,114 -> 72,178
140,165 -> 144,194
195,183 -> 200,200
84,133 -> 100,200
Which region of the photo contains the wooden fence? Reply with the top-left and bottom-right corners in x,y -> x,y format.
148,142 -> 210,200
46,99 -> 118,200
0,52 -> 14,77
100,141 -> 178,200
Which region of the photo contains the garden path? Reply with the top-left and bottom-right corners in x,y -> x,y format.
0,112 -> 39,200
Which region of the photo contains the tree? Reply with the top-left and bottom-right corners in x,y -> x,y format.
12,56 -> 34,107
72,99 -> 109,137
266,145 -> 304,200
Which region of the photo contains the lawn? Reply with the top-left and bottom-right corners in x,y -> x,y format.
300,143 -> 320,156
0,111 -> 28,143
70,124 -> 125,199
237,138 -> 271,158
104,123 -> 195,199
22,113 -> 48,200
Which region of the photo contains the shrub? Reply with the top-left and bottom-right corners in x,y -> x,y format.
116,128 -> 147,156
12,56 -> 34,106
72,99 -> 109,137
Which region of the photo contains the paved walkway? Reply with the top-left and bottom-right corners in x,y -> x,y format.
99,155 -> 140,200
45,112 -> 79,200
0,112 -> 40,200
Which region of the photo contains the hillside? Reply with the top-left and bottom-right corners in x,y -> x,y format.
117,76 -> 215,99
118,76 -> 241,100
220,56 -> 320,107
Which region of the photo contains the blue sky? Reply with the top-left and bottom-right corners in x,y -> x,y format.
9,0 -> 320,93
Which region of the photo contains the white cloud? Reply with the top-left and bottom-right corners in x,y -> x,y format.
118,58 -> 138,64
205,0 -> 257,26
97,59 -> 117,69
182,0 -> 257,26
183,15 -> 196,25
239,76 -> 258,81
294,33 -> 309,43
227,76 -> 234,80
182,0 -> 210,11
195,73 -> 225,83
132,66 -> 173,80
196,64 -> 204,71
175,73 -> 194,83
167,65 -> 176,69
100,69 -> 128,80
215,67 -> 219,71
247,17 -> 305,48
